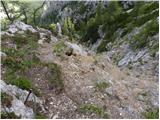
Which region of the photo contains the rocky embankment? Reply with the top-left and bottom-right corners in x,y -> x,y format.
1,21 -> 158,119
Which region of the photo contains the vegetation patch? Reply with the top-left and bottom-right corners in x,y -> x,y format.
8,77 -> 32,90
2,30 -> 42,96
49,23 -> 57,35
25,101 -> 47,119
62,17 -> 76,41
129,19 -> 158,50
2,47 -> 40,72
0,112 -> 20,119
1,34 -> 12,41
53,40 -> 67,56
34,114 -> 47,119
78,104 -> 108,118
45,63 -> 64,93
3,68 -> 40,96
1,92 -> 13,108
143,108 -> 159,119
149,42 -> 159,57
12,31 -> 39,48
94,81 -> 109,92
77,1 -> 158,53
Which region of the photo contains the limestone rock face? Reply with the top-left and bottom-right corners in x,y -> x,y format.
56,22 -> 62,37
65,42 -> 88,56
8,21 -> 37,34
0,80 -> 42,119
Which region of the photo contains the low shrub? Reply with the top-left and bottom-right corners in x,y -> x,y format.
49,23 -> 57,35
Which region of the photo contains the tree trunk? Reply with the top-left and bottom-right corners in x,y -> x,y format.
33,1 -> 46,26
23,10 -> 28,24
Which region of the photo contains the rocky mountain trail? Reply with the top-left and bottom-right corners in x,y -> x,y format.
35,33 -> 158,118
1,21 -> 158,119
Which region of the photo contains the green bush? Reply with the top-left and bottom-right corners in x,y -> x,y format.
138,2 -> 158,15
49,23 -> 57,34
2,53 -> 33,71
82,17 -> 100,44
62,17 -> 75,40
2,47 -> 40,71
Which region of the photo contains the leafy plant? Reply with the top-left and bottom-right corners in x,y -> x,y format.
49,23 -> 57,35
62,17 -> 76,41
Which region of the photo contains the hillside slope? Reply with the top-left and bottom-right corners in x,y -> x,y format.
1,21 -> 158,119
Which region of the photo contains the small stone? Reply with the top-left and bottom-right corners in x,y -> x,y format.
137,95 -> 145,102
50,102 -> 54,105
38,39 -> 44,45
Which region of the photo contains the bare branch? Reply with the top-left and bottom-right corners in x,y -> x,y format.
1,1 -> 13,22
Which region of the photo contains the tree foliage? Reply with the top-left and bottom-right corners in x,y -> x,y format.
1,0 -> 45,27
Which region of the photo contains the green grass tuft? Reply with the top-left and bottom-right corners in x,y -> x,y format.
7,76 -> 32,91
94,81 -> 109,92
34,114 -> 47,119
78,104 -> 108,118
143,108 -> 159,119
